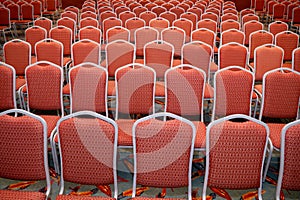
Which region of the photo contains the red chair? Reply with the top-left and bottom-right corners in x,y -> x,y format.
71,39 -> 101,66
0,62 -> 16,111
220,29 -> 245,45
139,11 -> 157,26
25,25 -> 46,56
220,19 -> 240,33
275,31 -> 299,63
292,47 -> 300,72
218,42 -> 248,69
57,17 -> 76,42
134,26 -> 159,58
249,30 -> 274,61
125,17 -> 145,43
243,20 -> 264,45
161,26 -> 185,58
78,25 -> 101,43
268,21 -> 288,37
34,17 -> 52,37
79,16 -> 99,28
0,7 -> 13,42
35,38 -> 64,66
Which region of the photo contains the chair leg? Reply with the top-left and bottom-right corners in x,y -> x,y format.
263,138 -> 274,182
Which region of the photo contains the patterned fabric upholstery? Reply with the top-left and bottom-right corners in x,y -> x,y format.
208,121 -> 267,189
72,40 -> 100,65
268,123 -> 285,149
36,39 -> 63,66
59,117 -> 115,185
0,115 -> 45,180
135,27 -> 158,57
41,115 -> 60,137
0,65 -> 14,110
135,118 -> 193,188
116,119 -> 135,146
281,123 -> 300,190
193,121 -> 206,148
262,70 -> 300,119
0,190 -> 46,200
276,31 -> 299,61
219,43 -> 248,69
50,26 -> 72,56
161,27 -> 185,57
25,26 -> 46,55
249,30 -> 273,59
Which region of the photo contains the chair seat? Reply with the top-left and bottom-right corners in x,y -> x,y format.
204,83 -> 214,99
16,77 -> 26,90
268,123 -> 286,149
108,80 -> 116,97
135,58 -> 144,64
155,81 -> 165,97
116,119 -> 136,146
56,195 -> 116,200
192,121 -> 206,149
210,61 -> 218,73
172,59 -> 181,67
0,190 -> 46,200
40,115 -> 60,137
213,45 -> 218,54
254,84 -> 262,95
63,57 -> 72,66
63,83 -> 70,95
282,62 -> 292,68
31,56 -> 37,63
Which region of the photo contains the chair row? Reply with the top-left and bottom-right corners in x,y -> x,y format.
0,109 -> 299,199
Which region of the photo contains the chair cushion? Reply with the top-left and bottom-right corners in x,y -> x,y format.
268,123 -> 286,149
40,115 -> 60,137
204,83 -> 214,99
116,119 -> 136,146
192,121 -> 206,149
0,190 -> 46,200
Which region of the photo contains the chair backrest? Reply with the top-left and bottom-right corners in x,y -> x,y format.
221,13 -> 238,22
259,68 -> 300,120
0,7 -> 10,28
99,10 -> 117,26
7,3 -> 20,20
125,17 -> 145,43
152,5 -> 167,16
68,63 -> 108,114
134,26 -> 159,57
165,65 -> 205,120
161,26 -> 185,57
268,21 -> 288,37
35,38 -> 63,66
132,112 -> 195,199
220,28 -> 245,45
79,16 -> 98,29
273,3 -> 285,19
133,5 -> 147,17
180,12 -> 198,30
49,26 -> 72,56
173,18 -> 193,42
78,25 -> 101,43
71,39 -> 101,66
249,30 -> 274,60
220,19 -> 240,33
57,17 -> 76,41
187,7 -> 202,22
191,28 -> 216,50
102,17 -> 122,41
169,6 -> 185,18
254,44 -> 284,81
25,26 -> 47,55
213,66 -> 254,120
240,8 -> 255,21
45,0 -> 56,11
275,31 -> 299,61
119,10 -> 136,27
243,20 -> 264,45
149,17 -> 170,37
203,114 -> 268,199
21,3 -> 34,20
159,11 -> 177,28
0,109 -> 50,197
202,11 -> 219,24
293,47 -> 300,72
80,10 -> 97,20
64,5 -> 79,17
106,26 -> 130,43
292,6 -> 300,24
115,6 -> 130,17
115,63 -> 156,119
3,39 -> 31,76
182,41 -> 212,81
81,5 -> 96,13
105,40 -> 135,77
197,18 -> 217,33
61,10 -> 77,24
0,62 -> 16,110
218,42 -> 248,69
140,10 -> 157,26
57,111 -> 118,198
276,120 -> 300,199
34,17 -> 52,37
25,61 -> 64,112
144,40 -> 174,79
286,3 -> 298,20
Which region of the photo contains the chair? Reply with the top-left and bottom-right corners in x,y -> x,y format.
272,3 -> 285,21
102,17 -> 122,42
221,13 -> 239,22
187,7 -> 202,22
25,26 -> 46,56
0,109 -> 51,199
115,63 -> 156,147
14,3 -> 34,29
106,26 -> 130,43
218,42 -> 248,69
71,39 -> 101,66
132,112 -> 195,199
243,20 -> 264,46
212,66 -> 255,120
22,61 -> 64,139
43,0 -> 57,18
149,17 -> 170,38
99,10 -> 117,28
220,19 -> 240,33
291,6 -> 300,33
54,111 -> 118,199
159,11 -> 177,28
191,28 -> 217,55
151,5 -> 167,16
258,68 -> 300,180
57,17 -> 76,42
169,6 -> 185,19
49,26 -> 72,66
173,18 -> 193,42
140,11 -> 157,26
240,8 -> 255,21
125,17 -> 145,43
115,6 -> 130,17
35,38 -> 63,66
220,29 -> 245,45
253,44 -> 284,83
34,17 -> 52,37
0,7 -> 13,42
161,26 -> 185,58
78,25 -> 101,43
197,19 -> 217,33
119,11 -> 136,27
292,47 -> 300,72
180,12 -> 198,30
275,31 -> 299,63
249,30 -> 274,61
133,6 -> 147,17
201,12 -> 219,24
268,21 -> 288,37
202,114 -> 269,200
61,11 -> 77,25
81,5 -> 96,13
0,62 -> 16,111
134,26 -> 159,58
275,120 -> 300,200
79,17 -> 99,29
64,5 -> 79,18
80,10 -> 97,20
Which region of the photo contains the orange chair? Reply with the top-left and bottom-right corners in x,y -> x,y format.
197,18 -> 217,33
218,42 -> 248,69
149,17 -> 170,38
81,5 -> 96,13
71,39 -> 101,66
221,13 -> 239,22
276,120 -> 300,200
202,114 -> 269,199
173,18 -> 193,42
79,16 -> 99,28
131,112 -> 195,199
99,10 -> 117,28
159,11 -> 177,27
115,6 -> 130,17
220,19 -> 240,33
275,31 -> 299,63
139,10 -> 157,26
151,5 -> 167,16
0,7 -> 13,42
249,30 -> 274,61
239,8 -> 255,21
119,11 -> 136,27
241,13 -> 259,27
14,3 -> 34,29
187,7 -> 202,21
80,10 -> 97,20
0,109 -> 51,199
220,28 -> 245,45
133,6 -> 147,17
243,20 -> 264,45
34,17 -> 52,37
268,21 -> 288,37
192,28 -> 217,55
78,25 -> 101,43
35,38 -> 64,66
201,12 -> 219,24
291,6 -> 300,33
125,17 -> 145,43
212,66 -> 255,120
102,17 -> 122,42
181,12 -> 198,30
57,17 -> 76,42
223,8 -> 239,15
169,6 -> 185,19
61,10 -> 77,25
31,0 -> 42,18
25,26 -> 47,56
115,63 -> 156,147
134,26 -> 159,58
54,111 -> 118,199
64,5 -> 79,18
161,26 -> 185,58
292,47 -> 300,72
0,62 -> 16,111
106,26 -> 130,43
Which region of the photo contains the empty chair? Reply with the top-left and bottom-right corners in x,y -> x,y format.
57,17 -> 76,41
25,26 -> 47,56
134,26 -> 159,58
132,112 -> 195,199
159,11 -> 177,28
54,111 -> 118,199
275,31 -> 299,64
78,25 -> 101,43
242,13 -> 259,27
35,38 -> 64,66
161,26 -> 185,58
0,109 -> 51,199
268,21 -> 288,37
0,7 -> 13,42
276,120 -> 300,200
191,28 -> 217,54
221,13 -> 239,22
249,30 -> 274,61
197,19 -> 217,33
220,19 -> 240,33
61,11 -> 77,25
119,11 -> 136,27
125,17 -> 145,43
220,29 -> 245,45
106,26 -> 130,43
181,12 -> 198,30
79,16 -> 99,28
115,63 -> 156,147
292,47 -> 300,72
80,10 -> 97,20
218,42 -> 248,69
71,39 -> 101,66
34,17 -> 52,37
243,20 -> 264,46
102,17 -> 122,42
139,11 -> 157,26
202,114 -> 269,200
173,18 -> 193,42
149,17 -> 170,37
0,62 -> 16,111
